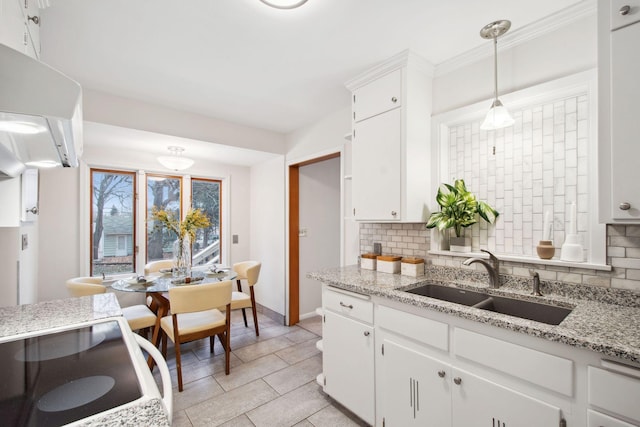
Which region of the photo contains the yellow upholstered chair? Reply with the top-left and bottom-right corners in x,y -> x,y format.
231,261 -> 262,336
161,280 -> 232,392
65,277 -> 157,334
144,260 -> 173,275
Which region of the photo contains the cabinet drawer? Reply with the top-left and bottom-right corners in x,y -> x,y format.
353,68 -> 402,122
589,366 -> 640,423
324,287 -> 373,324
377,305 -> 448,351
588,409 -> 637,427
454,328 -> 573,396
611,0 -> 640,30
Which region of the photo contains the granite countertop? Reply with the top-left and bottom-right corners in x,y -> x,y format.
0,293 -> 171,427
309,265 -> 640,365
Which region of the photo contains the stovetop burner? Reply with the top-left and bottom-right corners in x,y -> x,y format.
0,320 -> 143,426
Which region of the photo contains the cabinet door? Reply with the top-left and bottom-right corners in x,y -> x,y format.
588,410 -> 637,427
24,0 -> 40,58
322,311 -> 374,425
0,0 -> 27,53
610,21 -> 640,219
353,69 -> 402,122
378,337 -> 451,426
451,368 -> 561,427
352,108 -> 401,221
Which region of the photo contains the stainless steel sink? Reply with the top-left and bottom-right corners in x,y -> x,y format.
471,295 -> 572,325
405,283 -> 572,325
405,284 -> 489,306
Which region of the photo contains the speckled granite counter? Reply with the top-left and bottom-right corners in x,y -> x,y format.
0,294 -> 171,427
309,265 -> 640,365
0,293 -> 122,338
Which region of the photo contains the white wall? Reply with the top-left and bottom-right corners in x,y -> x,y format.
433,14 -> 597,115
38,167 -> 80,302
286,105 -> 351,162
298,157 -> 340,317
249,155 -> 286,315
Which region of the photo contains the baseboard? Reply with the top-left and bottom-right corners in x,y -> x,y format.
255,303 -> 285,325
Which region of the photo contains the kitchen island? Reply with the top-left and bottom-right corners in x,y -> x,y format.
0,293 -> 171,427
311,265 -> 640,427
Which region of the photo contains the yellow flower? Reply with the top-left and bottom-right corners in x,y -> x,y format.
151,207 -> 210,241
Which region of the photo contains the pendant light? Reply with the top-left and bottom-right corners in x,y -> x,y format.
259,0 -> 308,9
480,20 -> 514,130
157,146 -> 194,171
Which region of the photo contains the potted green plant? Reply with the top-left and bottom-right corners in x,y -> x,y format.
426,179 -> 499,252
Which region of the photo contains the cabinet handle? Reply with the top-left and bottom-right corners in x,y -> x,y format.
620,5 -> 631,15
364,331 -> 370,336
437,370 -> 446,378
619,202 -> 631,210
391,96 -> 397,103
25,206 -> 38,215
339,302 -> 353,309
391,211 -> 397,217
453,377 -> 462,385
28,15 -> 39,25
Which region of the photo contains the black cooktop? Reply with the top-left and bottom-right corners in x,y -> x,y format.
0,320 -> 143,426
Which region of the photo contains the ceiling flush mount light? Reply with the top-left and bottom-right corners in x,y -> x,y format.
157,146 -> 194,171
480,19 -> 514,131
259,0 -> 308,9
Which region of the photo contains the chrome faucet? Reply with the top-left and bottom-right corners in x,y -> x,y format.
530,270 -> 543,296
462,249 -> 500,288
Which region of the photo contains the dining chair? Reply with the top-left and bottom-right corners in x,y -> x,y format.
144,260 -> 173,275
231,261 -> 262,336
65,277 -> 157,335
160,280 -> 232,392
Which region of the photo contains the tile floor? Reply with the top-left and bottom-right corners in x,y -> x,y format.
153,311 -> 369,427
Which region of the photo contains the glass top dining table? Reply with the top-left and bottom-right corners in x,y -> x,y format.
110,269 -> 237,294
111,267 -> 237,367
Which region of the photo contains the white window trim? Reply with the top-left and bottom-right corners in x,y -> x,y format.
429,69 -> 608,270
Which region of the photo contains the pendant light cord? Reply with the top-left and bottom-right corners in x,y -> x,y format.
493,36 -> 498,103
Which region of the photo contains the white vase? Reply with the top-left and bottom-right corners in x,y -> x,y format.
449,235 -> 471,253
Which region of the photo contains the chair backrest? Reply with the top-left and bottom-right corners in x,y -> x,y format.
144,260 -> 173,275
168,280 -> 232,315
233,261 -> 261,286
65,277 -> 106,297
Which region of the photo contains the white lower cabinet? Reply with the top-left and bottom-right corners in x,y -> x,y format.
451,367 -> 562,427
322,293 -> 374,425
377,337 -> 451,426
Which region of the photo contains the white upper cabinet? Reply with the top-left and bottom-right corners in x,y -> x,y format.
346,50 -> 433,222
599,0 -> 640,222
0,0 -> 40,58
353,69 -> 402,122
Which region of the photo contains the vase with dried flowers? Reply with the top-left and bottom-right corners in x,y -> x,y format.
151,207 -> 210,277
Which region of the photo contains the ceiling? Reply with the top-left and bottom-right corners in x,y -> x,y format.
40,0 -> 583,165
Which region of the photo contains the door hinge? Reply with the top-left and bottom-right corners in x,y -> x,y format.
559,418 -> 566,427
353,129 -> 356,138
353,208 -> 356,216
382,417 -> 385,427
381,343 -> 384,355
135,245 -> 139,255
323,376 -> 326,386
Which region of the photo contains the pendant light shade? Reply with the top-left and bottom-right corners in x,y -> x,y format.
480,20 -> 514,131
259,0 -> 308,9
157,146 -> 194,171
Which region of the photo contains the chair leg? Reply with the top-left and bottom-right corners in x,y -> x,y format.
174,339 -> 183,392
224,307 -> 231,375
241,308 -> 248,327
210,335 -> 214,354
250,287 -> 259,337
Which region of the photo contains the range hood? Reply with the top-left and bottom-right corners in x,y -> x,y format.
0,43 -> 82,178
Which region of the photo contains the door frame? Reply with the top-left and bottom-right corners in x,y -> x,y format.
288,151 -> 340,325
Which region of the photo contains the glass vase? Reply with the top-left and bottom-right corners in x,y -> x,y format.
172,234 -> 191,278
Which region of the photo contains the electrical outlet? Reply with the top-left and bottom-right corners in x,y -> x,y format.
232,234 -> 239,244
21,234 -> 28,250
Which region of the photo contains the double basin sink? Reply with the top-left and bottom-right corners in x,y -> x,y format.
405,283 -> 572,325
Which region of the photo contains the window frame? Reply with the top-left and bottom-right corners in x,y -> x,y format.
89,168 -> 137,276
